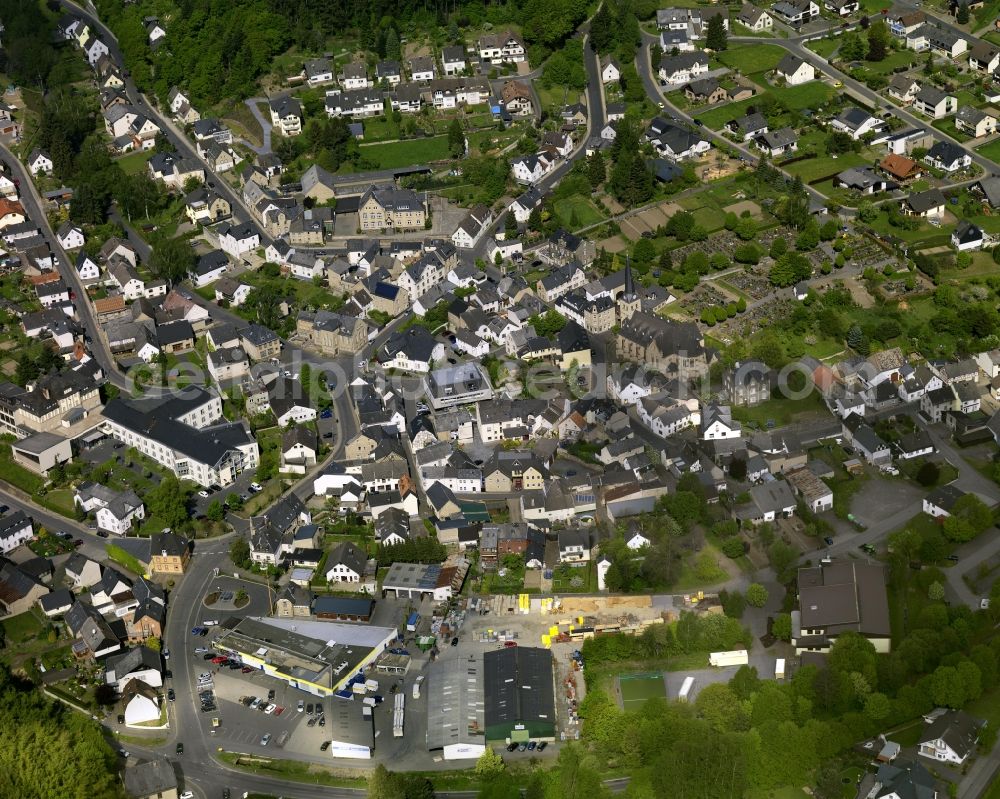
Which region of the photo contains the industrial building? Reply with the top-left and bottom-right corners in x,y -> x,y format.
483,646 -> 556,743
213,616 -> 397,697
327,697 -> 375,759
381,561 -> 468,601
426,654 -> 487,760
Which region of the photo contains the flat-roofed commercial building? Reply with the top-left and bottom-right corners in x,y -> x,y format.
213,616 -> 397,697
483,646 -> 556,743
327,698 -> 375,759
426,654 -> 487,760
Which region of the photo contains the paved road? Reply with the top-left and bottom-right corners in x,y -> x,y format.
633,34 -> 831,211
64,0 -> 275,245
0,143 -> 129,390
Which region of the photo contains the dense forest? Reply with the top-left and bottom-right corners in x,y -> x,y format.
0,664 -> 123,799
94,0 -> 591,106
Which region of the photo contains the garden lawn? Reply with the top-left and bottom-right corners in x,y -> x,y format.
716,45 -> 785,75
932,118 -> 971,143
862,49 -> 915,75
731,390 -> 829,428
0,442 -> 45,494
38,489 -> 76,518
352,135 -> 451,169
553,195 -> 606,229
976,138 -> 1000,163
784,152 -> 867,183
0,609 -> 43,643
694,82 -> 834,129
806,38 -> 841,59
116,150 -> 153,175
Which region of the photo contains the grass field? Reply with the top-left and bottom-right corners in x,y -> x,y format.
806,38 -> 841,59
784,152 -> 867,183
976,138 -> 1000,163
694,82 -> 834,129
354,135 -> 451,168
116,150 -> 153,175
554,195 -> 606,229
618,672 -> 668,710
0,609 -> 43,644
716,45 -> 785,75
731,389 -> 829,428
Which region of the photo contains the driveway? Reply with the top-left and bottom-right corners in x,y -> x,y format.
245,98 -> 273,154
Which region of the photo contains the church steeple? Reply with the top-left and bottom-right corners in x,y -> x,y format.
618,254 -> 640,324
624,254 -> 636,300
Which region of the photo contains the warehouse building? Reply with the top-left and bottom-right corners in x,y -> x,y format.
483,646 -> 556,743
426,654 -> 487,760
213,616 -> 396,697
328,698 -> 375,759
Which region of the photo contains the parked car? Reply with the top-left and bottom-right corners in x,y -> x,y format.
298,700 -> 305,712
527,741 -> 537,751
249,482 -> 263,492
241,666 -> 254,674
260,733 -> 271,746
167,689 -> 175,701
176,742 -> 184,754
506,742 -> 518,752
320,741 -> 330,751
96,530 -> 109,538
320,409 -> 333,419
198,490 -> 210,498
537,741 -> 547,751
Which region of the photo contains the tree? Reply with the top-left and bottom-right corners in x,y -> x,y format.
146,476 -> 189,531
867,21 -> 890,61
840,31 -> 867,61
528,205 -> 542,231
229,537 -> 251,569
746,583 -> 769,607
706,13 -> 728,51
916,461 -> 940,487
205,500 -> 225,522
504,211 -> 518,240
864,692 -> 891,720
587,151 -> 605,188
729,457 -> 747,481
447,118 -> 465,159
384,28 -> 401,61
957,2 -> 970,23
928,581 -> 945,601
150,236 -> 195,284
94,683 -> 118,706
474,748 -> 506,778
772,613 -> 792,641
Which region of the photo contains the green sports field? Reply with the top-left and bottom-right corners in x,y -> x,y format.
618,672 -> 668,710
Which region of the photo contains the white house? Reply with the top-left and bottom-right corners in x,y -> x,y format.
75,252 -> 101,281
701,404 -> 741,440
218,222 -> 261,260
74,482 -> 145,535
0,510 -> 33,554
831,107 -> 882,140
56,222 -> 85,250
918,711 -> 984,766
600,56 -> 621,84
775,53 -> 815,86
28,150 -> 53,176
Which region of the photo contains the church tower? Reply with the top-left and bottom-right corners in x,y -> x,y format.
617,255 -> 640,323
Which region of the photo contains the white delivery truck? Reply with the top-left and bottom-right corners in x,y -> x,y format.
775,658 -> 785,680
412,675 -> 424,699
678,676 -> 695,702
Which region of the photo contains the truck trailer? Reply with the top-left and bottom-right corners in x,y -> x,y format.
709,650 -> 749,667
678,676 -> 695,702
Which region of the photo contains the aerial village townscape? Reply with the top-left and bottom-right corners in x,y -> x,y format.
7,0 -> 1000,797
